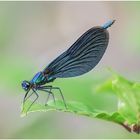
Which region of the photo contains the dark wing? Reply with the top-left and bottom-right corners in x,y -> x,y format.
43,26 -> 109,79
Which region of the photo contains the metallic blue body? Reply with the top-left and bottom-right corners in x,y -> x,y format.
102,20 -> 115,29
30,71 -> 55,85
31,72 -> 46,85
22,20 -> 115,111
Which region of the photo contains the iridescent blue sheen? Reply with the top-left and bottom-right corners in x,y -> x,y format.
102,20 -> 115,29
31,72 -> 45,84
22,80 -> 30,91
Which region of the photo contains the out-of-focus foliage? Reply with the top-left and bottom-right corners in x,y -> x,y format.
97,72 -> 140,134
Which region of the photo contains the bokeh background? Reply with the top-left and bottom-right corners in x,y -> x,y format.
0,1 -> 140,138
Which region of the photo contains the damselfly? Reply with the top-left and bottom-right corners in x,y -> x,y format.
22,20 -> 115,112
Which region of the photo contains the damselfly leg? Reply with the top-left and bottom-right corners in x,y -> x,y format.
52,87 -> 67,109
39,86 -> 67,109
38,88 -> 56,106
22,90 -> 34,112
23,90 -> 30,104
26,89 -> 39,113
23,91 -> 34,104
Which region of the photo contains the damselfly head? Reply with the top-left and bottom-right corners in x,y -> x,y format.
22,80 -> 31,91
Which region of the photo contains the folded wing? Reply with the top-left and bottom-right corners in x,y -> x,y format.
43,26 -> 109,79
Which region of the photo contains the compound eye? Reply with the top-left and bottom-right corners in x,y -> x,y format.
22,81 -> 30,91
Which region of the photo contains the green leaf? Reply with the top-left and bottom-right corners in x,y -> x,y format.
96,77 -> 113,93
111,74 -> 140,133
21,100 -> 125,125
96,72 -> 140,134
21,71 -> 140,134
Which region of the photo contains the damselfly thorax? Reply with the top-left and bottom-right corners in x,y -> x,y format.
22,71 -> 54,89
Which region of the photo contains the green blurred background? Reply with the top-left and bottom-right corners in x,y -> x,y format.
0,1 -> 140,138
